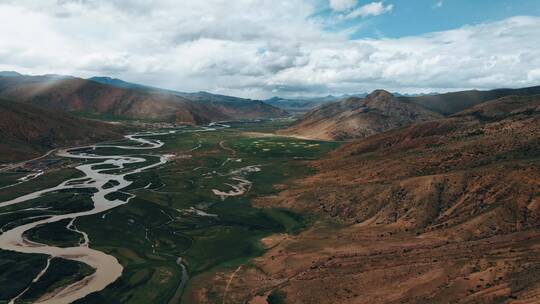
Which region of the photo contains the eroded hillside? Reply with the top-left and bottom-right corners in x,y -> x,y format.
190,95 -> 540,304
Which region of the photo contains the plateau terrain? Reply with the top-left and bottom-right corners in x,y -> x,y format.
194,94 -> 540,304
2,84 -> 539,304
2,1 -> 540,303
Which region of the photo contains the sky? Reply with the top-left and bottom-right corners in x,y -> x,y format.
1,0 -> 540,99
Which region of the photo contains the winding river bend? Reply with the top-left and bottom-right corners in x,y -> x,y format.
0,127 -> 220,304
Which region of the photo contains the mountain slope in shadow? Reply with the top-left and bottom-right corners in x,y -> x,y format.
0,99 -> 124,162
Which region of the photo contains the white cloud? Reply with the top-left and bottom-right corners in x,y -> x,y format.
434,1 -> 443,8
345,2 -> 394,19
0,1 -> 539,98
528,69 -> 540,82
329,0 -> 356,12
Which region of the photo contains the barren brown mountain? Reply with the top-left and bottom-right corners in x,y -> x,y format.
187,94 -> 540,304
0,74 -> 286,124
282,86 -> 540,141
280,90 -> 442,140
0,99 -> 124,162
401,85 -> 540,115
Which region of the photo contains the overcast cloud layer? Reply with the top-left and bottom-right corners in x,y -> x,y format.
1,0 -> 539,98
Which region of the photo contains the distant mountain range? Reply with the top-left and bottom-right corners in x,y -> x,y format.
263,92 -> 439,114
0,72 -> 289,162
89,76 -> 150,90
0,73 -> 287,124
89,76 -> 368,114
0,71 -> 23,77
90,77 -> 264,104
282,85 -> 540,140
280,90 -> 442,140
400,86 -> 540,115
264,94 -> 367,114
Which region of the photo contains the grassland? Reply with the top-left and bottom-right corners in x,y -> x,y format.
0,169 -> 84,202
0,251 -> 94,303
0,120 -> 339,303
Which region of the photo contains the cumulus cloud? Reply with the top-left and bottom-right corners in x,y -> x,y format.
344,2 -> 394,19
0,1 -> 539,98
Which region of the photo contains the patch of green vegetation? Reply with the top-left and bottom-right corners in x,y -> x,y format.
103,180 -> 121,189
267,290 -> 287,304
0,172 -> 26,188
0,193 -> 94,233
19,258 -> 95,303
104,191 -> 132,202
265,208 -> 307,234
226,118 -> 293,133
0,169 -> 84,202
0,251 -> 48,302
232,136 -> 339,160
123,171 -> 163,191
74,198 -> 188,304
158,132 -> 202,153
25,219 -> 82,248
